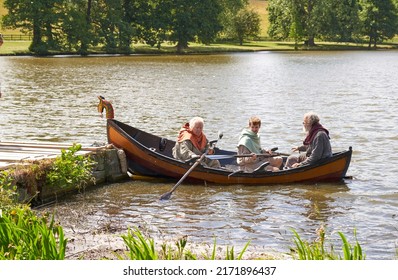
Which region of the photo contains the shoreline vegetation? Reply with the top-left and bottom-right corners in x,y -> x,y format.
1,39 -> 398,56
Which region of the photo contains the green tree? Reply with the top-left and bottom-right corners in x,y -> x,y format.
2,0 -> 64,54
168,0 -> 223,52
90,0 -> 135,53
268,0 -> 346,46
124,0 -> 167,49
60,0 -> 95,54
320,0 -> 361,43
143,0 -> 173,49
267,0 -> 294,40
268,0 -> 316,45
233,8 -> 260,45
218,0 -> 248,39
359,0 -> 398,48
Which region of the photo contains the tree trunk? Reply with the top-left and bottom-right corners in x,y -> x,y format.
176,40 -> 188,53
79,0 -> 92,54
30,18 -> 44,53
87,0 -> 92,22
239,35 -> 243,46
304,36 -> 315,47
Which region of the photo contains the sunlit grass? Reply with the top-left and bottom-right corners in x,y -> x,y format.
290,227 -> 366,260
2,39 -> 396,56
115,227 -> 251,260
0,206 -> 67,260
0,41 -> 31,55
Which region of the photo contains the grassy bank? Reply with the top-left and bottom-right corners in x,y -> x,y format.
1,39 -> 397,56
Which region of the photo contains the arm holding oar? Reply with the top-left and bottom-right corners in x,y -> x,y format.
236,116 -> 284,172
172,117 -> 221,168
159,153 -> 206,200
160,131 -> 223,200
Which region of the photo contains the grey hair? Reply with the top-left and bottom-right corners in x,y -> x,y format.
304,112 -> 320,125
189,117 -> 204,128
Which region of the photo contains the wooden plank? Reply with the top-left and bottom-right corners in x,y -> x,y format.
0,141 -> 103,151
0,142 -> 105,170
0,149 -> 59,154
0,148 -> 90,154
0,158 -> 37,162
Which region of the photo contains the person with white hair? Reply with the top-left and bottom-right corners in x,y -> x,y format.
284,112 -> 332,169
172,117 -> 220,168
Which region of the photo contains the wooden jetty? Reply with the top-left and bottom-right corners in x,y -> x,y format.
0,141 -> 98,170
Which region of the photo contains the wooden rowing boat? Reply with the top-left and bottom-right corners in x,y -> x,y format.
106,119 -> 352,185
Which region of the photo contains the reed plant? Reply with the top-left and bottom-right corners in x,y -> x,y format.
202,238 -> 251,260
160,235 -> 197,260
117,227 -> 250,260
0,206 -> 67,260
117,227 -> 159,260
117,228 -> 198,260
338,230 -> 365,260
291,227 -> 365,260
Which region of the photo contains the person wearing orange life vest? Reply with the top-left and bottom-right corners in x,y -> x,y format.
172,117 -> 220,168
97,95 -> 114,119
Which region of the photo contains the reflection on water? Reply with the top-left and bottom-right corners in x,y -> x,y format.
1,51 -> 398,259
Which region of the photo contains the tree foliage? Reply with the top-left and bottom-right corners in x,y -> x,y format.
1,0 -> 228,54
3,0 -> 64,53
233,8 -> 261,45
359,0 -> 398,47
268,0 -> 398,47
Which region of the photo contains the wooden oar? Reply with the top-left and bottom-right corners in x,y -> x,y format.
159,132 -> 223,200
205,152 -> 291,160
159,153 -> 206,200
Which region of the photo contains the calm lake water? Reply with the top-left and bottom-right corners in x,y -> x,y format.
1,51 -> 397,259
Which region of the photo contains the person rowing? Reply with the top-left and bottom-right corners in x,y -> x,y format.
236,116 -> 283,172
172,117 -> 220,168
